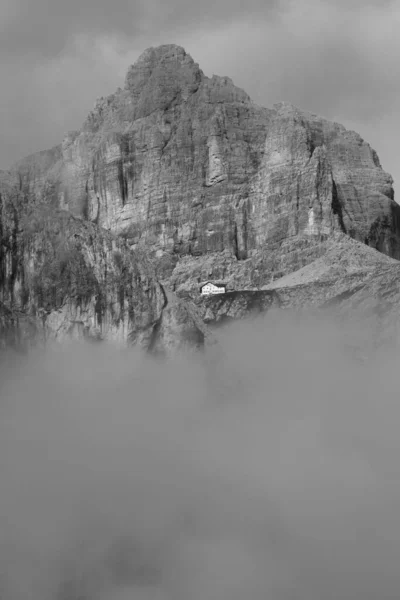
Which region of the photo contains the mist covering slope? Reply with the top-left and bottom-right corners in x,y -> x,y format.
1,43 -> 400,600
1,43 -> 400,345
1,313 -> 400,600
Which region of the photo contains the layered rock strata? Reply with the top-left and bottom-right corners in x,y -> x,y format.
9,44 -> 400,299
0,178 -> 206,353
2,44 -> 400,349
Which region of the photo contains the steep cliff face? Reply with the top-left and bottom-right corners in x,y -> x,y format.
10,44 -> 399,297
3,43 -> 400,349
0,176 -> 206,352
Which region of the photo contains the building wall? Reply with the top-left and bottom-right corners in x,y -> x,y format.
201,284 -> 226,295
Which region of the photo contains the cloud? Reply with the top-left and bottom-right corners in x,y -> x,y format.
0,0 -> 392,60
1,310 -> 400,599
0,0 -> 399,199
0,0 -> 281,59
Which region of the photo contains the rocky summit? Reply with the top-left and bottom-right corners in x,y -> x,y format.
1,44 -> 400,352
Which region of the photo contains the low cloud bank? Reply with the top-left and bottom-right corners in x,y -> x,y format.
0,310 -> 399,599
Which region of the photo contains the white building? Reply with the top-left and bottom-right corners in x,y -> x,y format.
200,282 -> 226,296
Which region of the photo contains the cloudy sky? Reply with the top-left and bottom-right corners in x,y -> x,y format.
0,0 -> 399,197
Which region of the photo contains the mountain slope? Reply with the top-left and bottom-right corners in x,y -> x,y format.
1,44 -> 400,349
9,44 -> 400,293
0,180 -> 207,353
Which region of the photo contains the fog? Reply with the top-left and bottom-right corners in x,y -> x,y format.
1,310 -> 400,599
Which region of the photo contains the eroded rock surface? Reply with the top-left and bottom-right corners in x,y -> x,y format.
2,43 -> 400,348
8,44 -> 399,299
0,177 -> 206,353
194,289 -> 281,325
263,233 -> 400,358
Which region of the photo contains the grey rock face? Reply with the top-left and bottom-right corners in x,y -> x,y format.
0,178 -> 206,353
2,44 -> 400,348
10,44 -> 399,299
262,233 -> 400,358
194,290 -> 281,325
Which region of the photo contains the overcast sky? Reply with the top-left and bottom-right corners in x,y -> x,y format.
0,0 -> 399,198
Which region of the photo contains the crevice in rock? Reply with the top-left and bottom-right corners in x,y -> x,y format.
146,282 -> 168,353
331,179 -> 347,233
94,196 -> 100,225
83,180 -> 89,220
8,205 -> 19,302
117,159 -> 128,206
307,139 -> 316,159
94,290 -> 104,328
233,222 -> 239,260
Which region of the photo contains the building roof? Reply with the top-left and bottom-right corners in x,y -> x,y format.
200,281 -> 226,288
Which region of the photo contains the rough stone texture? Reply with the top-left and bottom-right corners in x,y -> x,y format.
184,232 -> 400,351
261,233 -> 400,359
262,232 -> 398,307
2,43 -> 400,350
8,44 -> 400,299
194,289 -> 281,325
148,292 -> 205,356
0,177 -> 206,353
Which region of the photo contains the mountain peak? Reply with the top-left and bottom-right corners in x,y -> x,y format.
123,44 -> 203,116
134,44 -> 189,64
125,44 -> 202,90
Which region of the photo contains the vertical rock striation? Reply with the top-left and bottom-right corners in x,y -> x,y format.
4,43 -> 400,301
0,175 -> 206,351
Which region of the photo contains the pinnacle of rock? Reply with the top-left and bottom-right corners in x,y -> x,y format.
124,44 -> 203,91
123,44 -> 204,117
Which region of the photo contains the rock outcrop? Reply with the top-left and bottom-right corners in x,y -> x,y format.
0,177 -> 206,353
262,232 -> 400,358
2,43 -> 400,349
9,44 -> 400,300
194,289 -> 281,326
